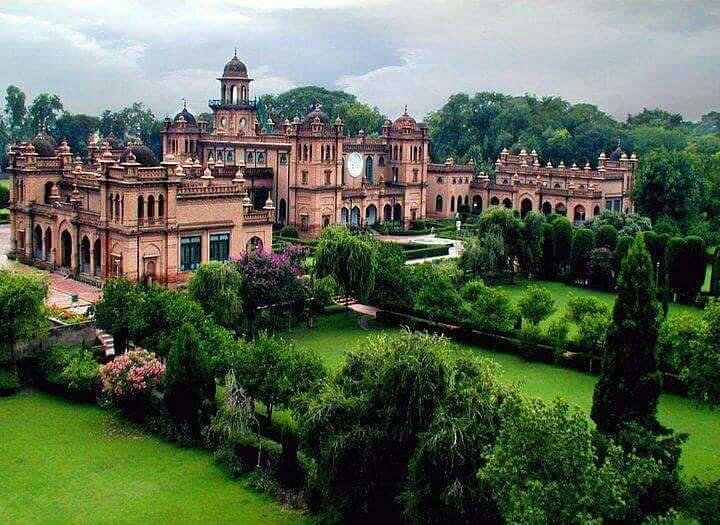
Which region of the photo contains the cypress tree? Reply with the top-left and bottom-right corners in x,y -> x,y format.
711,247 -> 720,296
591,236 -> 662,433
570,228 -> 595,281
553,217 -> 573,270
540,222 -> 555,278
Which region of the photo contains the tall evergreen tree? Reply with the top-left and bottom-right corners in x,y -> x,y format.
591,236 -> 662,433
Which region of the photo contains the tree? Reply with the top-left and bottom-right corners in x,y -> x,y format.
633,149 -> 704,224
91,279 -> 143,354
188,261 -> 244,333
588,247 -> 616,290
592,236 -> 662,433
415,266 -> 461,324
28,93 -> 63,134
595,224 -> 618,250
4,85 -> 27,134
552,216 -> 573,270
333,101 -> 386,136
261,86 -> 356,122
712,247 -> 720,296
477,207 -> 523,283
566,295 -> 611,372
657,313 -> 704,374
460,279 -> 517,332
369,241 -> 412,312
478,398 -> 660,524
665,236 -> 706,301
314,226 -> 377,308
164,322 -> 217,438
520,212 -> 544,276
234,333 -> 324,423
517,285 -> 555,326
297,331 -> 505,522
540,222 -> 556,278
0,270 -> 49,368
684,300 -> 720,404
55,113 -> 101,157
570,227 -> 595,281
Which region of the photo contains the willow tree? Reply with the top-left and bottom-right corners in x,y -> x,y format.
314,226 -> 377,309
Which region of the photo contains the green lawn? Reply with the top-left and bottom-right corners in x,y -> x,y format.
0,393 -> 309,524
289,311 -> 720,481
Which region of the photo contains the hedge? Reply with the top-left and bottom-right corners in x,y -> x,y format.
403,245 -> 450,260
0,368 -> 20,396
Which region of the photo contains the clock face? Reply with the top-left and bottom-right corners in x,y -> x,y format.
347,152 -> 363,178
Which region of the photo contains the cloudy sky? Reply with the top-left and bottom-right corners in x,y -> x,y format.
0,0 -> 718,122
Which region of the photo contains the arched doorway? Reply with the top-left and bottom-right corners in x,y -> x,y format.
278,199 -> 287,223
60,230 -> 72,268
247,236 -> 263,252
393,203 -> 402,225
450,196 -> 455,212
490,196 -> 500,206
145,261 -> 156,286
503,198 -> 513,209
520,198 -> 532,218
435,195 -> 443,212
593,205 -> 601,217
93,238 -> 101,276
542,201 -> 552,215
340,207 -> 349,225
44,227 -> 52,261
350,206 -> 360,228
80,236 -> 91,274
33,225 -> 43,259
365,156 -> 373,183
365,204 -> 377,225
472,195 -> 482,214
574,205 -> 586,223
383,204 -> 392,222
556,203 -> 567,216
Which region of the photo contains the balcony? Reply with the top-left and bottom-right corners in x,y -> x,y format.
208,99 -> 256,111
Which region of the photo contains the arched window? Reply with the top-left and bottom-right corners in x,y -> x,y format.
258,153 -> 265,164
137,196 -> 144,219
520,198 -> 532,218
437,177 -> 443,184
247,151 -> 254,162
574,205 -> 586,222
503,198 -> 513,209
490,196 -> 500,206
378,156 -> 385,167
593,205 -> 601,216
502,179 -> 509,185
436,195 -> 443,211
278,199 -> 287,223
44,227 -> 52,261
81,236 -> 91,273
450,196 -> 455,212
115,196 -> 121,220
472,195 -> 482,214
241,86 -> 247,100
158,195 -> 165,217
108,194 -> 114,220
280,154 -> 288,165
365,156 -> 373,183
44,181 -> 54,204
147,196 -> 155,218
231,85 -> 238,104
554,183 -> 562,189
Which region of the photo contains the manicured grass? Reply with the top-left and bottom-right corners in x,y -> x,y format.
0,179 -> 9,189
0,393 -> 309,524
290,311 -> 720,481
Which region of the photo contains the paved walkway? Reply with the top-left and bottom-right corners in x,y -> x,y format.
0,224 -> 100,313
374,232 -> 464,264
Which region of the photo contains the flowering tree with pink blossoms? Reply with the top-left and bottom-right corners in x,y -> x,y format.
99,349 -> 165,403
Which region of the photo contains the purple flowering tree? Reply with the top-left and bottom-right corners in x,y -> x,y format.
231,247 -> 310,337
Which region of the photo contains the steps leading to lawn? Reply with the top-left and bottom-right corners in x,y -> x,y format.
95,329 -> 115,356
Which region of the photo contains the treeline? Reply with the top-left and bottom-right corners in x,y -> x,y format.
0,85 -> 164,166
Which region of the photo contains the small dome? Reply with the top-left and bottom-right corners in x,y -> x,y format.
608,146 -> 625,161
222,51 -> 248,78
119,145 -> 158,166
392,108 -> 419,131
174,107 -> 197,126
31,138 -> 56,157
303,105 -> 330,127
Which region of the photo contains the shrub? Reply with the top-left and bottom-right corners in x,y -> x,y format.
552,217 -> 573,269
99,349 -> 165,401
682,478 -> 720,524
0,183 -> 9,209
310,275 -> 337,313
540,223 -> 555,278
666,236 -> 706,301
588,247 -> 615,290
279,225 -> 299,238
460,280 -> 517,333
518,323 -> 544,359
657,313 -> 703,374
0,368 -> 20,396
570,228 -> 595,281
546,318 -> 569,361
517,285 -> 555,326
712,247 -> 720,296
414,268 -> 461,324
684,300 -> 720,404
60,350 -> 101,395
595,224 -> 618,250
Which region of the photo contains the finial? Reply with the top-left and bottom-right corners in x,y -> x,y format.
404,104 -> 408,114
234,47 -> 237,57
182,97 -> 186,109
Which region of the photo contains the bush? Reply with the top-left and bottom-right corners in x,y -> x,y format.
546,318 -> 569,361
279,225 -> 299,238
682,478 -> 720,524
595,224 -> 618,250
99,349 -> 165,402
518,323 -> 544,360
61,350 -> 101,395
588,248 -> 615,290
666,236 -> 706,301
553,217 -> 573,269
517,285 -> 555,326
310,275 -> 337,313
657,313 -> 703,374
0,368 -> 20,396
0,183 -> 9,209
712,247 -> 720,296
459,280 -> 517,332
570,228 -> 595,280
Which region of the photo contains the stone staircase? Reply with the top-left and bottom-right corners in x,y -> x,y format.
332,294 -> 357,307
95,328 -> 115,356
